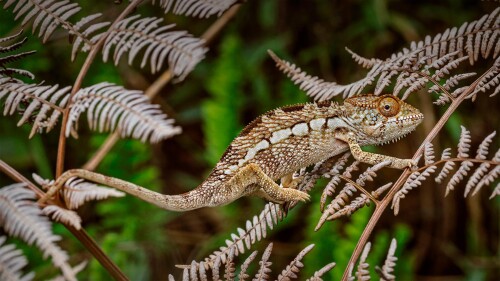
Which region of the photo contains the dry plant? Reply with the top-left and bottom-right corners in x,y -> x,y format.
0,0 -> 498,280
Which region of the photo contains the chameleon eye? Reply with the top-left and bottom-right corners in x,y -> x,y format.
378,96 -> 400,117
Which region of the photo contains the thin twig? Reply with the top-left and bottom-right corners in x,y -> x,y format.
339,175 -> 379,205
341,61 -> 497,281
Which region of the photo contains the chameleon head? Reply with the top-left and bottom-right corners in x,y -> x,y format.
343,94 -> 424,145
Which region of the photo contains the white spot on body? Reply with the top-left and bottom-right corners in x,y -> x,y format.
309,118 -> 326,131
270,128 -> 292,144
243,139 -> 269,162
327,118 -> 348,130
291,123 -> 309,136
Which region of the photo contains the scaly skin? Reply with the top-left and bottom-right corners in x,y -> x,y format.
42,94 -> 424,211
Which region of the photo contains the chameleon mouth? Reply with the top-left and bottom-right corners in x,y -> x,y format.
392,112 -> 425,123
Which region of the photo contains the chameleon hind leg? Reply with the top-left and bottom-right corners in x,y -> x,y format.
229,163 -> 310,204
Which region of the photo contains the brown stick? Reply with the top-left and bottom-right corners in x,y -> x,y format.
340,62 -> 496,281
83,3 -> 242,171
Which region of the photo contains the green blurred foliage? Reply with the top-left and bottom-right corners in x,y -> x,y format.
0,0 -> 498,280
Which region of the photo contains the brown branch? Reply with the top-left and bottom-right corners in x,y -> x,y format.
83,3 -> 242,171
338,175 -> 380,205
341,62 -> 497,281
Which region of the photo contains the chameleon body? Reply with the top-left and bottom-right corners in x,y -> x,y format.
44,94 -> 423,211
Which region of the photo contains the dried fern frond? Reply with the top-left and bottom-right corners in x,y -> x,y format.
355,242 -> 371,281
2,0 -> 82,43
473,148 -> 499,197
377,238 -> 398,281
177,243 -> 332,281
0,235 -> 34,281
223,247 -> 236,281
392,165 -> 437,215
464,131 -> 496,196
0,31 -> 35,79
0,184 -> 81,281
253,243 -> 273,280
468,56 -> 500,99
446,126 -> 473,195
270,8 -> 499,100
152,0 -> 238,18
392,128 -> 499,205
305,262 -> 336,281
102,15 -> 207,79
42,205 -> 82,230
66,82 -> 182,143
238,251 -> 258,281
318,161 -> 392,230
179,202 -> 284,277
277,244 -> 313,281
70,13 -> 110,61
62,177 -> 125,209
0,79 -> 70,137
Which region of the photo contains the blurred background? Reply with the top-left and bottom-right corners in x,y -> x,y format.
0,0 -> 498,280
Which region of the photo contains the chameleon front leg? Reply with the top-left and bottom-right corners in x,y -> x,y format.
336,131 -> 417,169
229,163 -> 310,204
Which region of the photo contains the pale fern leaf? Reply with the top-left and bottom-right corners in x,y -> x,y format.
490,182 -> 500,199
319,153 -> 351,211
42,205 -> 82,230
70,13 -> 110,61
435,148 -> 454,183
276,244 -> 313,281
223,247 -> 236,281
0,184 -> 80,281
0,79 -> 70,137
469,57 -> 500,98
0,236 -> 34,281
305,263 -> 336,281
2,0 -> 82,43
378,238 -> 397,281
271,8 -> 499,100
63,177 -> 125,210
424,142 -> 435,165
238,251 -> 258,281
66,82 -> 182,143
32,173 -> 54,190
187,202 -> 283,274
445,126 -> 473,195
153,0 -> 237,18
355,242 -> 371,281
345,47 -> 382,68
253,243 -> 273,281
268,50 -> 375,100
317,161 -> 359,230
103,15 -> 207,79
473,148 -> 500,196
392,165 -> 437,215
464,131 -> 496,196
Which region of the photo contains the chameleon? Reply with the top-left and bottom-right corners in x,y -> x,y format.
41,94 -> 424,211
